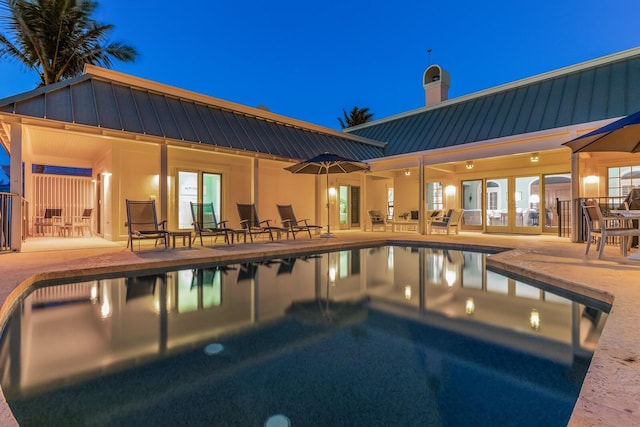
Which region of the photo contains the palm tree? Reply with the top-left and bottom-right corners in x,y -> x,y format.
338,106 -> 374,129
0,0 -> 138,86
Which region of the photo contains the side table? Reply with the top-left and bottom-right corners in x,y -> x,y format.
168,231 -> 192,248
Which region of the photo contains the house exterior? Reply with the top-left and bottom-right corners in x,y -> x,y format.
1,47 -> 640,251
351,47 -> 640,237
0,66 -> 384,251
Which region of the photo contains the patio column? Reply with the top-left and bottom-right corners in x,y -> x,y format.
571,152 -> 580,242
10,123 -> 22,252
419,157 -> 425,234
159,144 -> 168,222
251,158 -> 258,205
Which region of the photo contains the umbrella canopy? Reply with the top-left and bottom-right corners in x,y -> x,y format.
284,153 -> 370,237
286,297 -> 369,327
284,152 -> 370,174
563,110 -> 640,153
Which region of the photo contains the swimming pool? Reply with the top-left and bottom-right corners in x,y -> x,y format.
0,245 -> 608,426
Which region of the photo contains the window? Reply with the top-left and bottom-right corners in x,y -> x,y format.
608,165 -> 640,197
32,164 -> 92,177
426,182 -> 443,210
387,187 -> 394,220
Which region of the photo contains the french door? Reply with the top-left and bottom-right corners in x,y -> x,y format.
177,171 -> 221,229
485,175 -> 541,234
339,185 -> 361,229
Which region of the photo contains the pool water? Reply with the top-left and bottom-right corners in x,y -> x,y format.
0,245 -> 607,426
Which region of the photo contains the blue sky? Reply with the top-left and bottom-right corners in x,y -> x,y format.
1,0 -> 640,165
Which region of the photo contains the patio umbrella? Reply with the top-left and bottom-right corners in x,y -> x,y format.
284,152 -> 370,237
563,110 -> 640,153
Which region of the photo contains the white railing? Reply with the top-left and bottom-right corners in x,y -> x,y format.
31,174 -> 94,236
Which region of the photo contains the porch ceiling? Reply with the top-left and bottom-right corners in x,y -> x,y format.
27,127 -> 105,162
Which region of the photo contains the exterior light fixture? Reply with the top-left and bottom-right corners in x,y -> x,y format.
329,267 -> 336,284
465,298 -> 475,315
404,169 -> 411,176
445,185 -> 456,196
530,153 -> 539,162
465,161 -> 474,170
328,187 -> 337,197
445,269 -> 457,287
530,309 -> 540,331
584,175 -> 599,184
404,285 -> 412,300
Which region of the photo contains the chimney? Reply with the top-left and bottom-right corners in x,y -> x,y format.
423,64 -> 450,107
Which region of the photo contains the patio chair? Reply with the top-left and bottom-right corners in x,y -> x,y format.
276,258 -> 298,276
34,208 -> 62,236
126,274 -> 163,301
429,209 -> 464,235
125,199 -> 168,252
582,200 -> 640,259
72,208 -> 93,236
368,210 -> 388,231
277,204 -> 322,239
236,203 -> 285,242
190,202 -> 230,246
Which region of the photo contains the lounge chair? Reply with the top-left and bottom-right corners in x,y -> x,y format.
582,200 -> 640,259
126,274 -> 164,301
237,203 -> 285,242
190,202 -> 230,246
429,209 -> 464,234
276,258 -> 297,276
277,204 -> 322,239
368,210 -> 388,231
125,199 -> 169,251
236,262 -> 259,284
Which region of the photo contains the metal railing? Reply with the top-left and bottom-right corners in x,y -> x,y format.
0,193 -> 27,252
555,198 -> 572,238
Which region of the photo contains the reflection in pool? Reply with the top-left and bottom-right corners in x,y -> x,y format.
0,246 -> 608,426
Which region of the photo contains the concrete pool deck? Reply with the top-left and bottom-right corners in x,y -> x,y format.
0,231 -> 638,426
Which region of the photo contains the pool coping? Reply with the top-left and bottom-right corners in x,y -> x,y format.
0,234 -> 637,426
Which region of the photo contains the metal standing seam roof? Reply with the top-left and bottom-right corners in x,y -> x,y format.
0,68 -> 385,162
347,49 -> 640,156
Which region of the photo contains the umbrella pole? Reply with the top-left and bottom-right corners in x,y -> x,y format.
322,167 -> 335,238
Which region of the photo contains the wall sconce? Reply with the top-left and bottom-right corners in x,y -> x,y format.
328,267 -> 337,285
584,175 -> 599,184
100,283 -> 111,319
90,282 -> 99,303
328,187 -> 337,197
445,269 -> 457,287
404,169 -> 411,176
529,309 -> 540,331
530,152 -> 539,162
465,298 -> 475,315
465,161 -> 474,170
101,172 -> 112,177
445,185 -> 456,196
404,285 -> 412,300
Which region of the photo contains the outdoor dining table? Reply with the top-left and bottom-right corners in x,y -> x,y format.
610,210 -> 640,260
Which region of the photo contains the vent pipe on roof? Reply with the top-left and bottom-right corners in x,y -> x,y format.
423,65 -> 450,107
